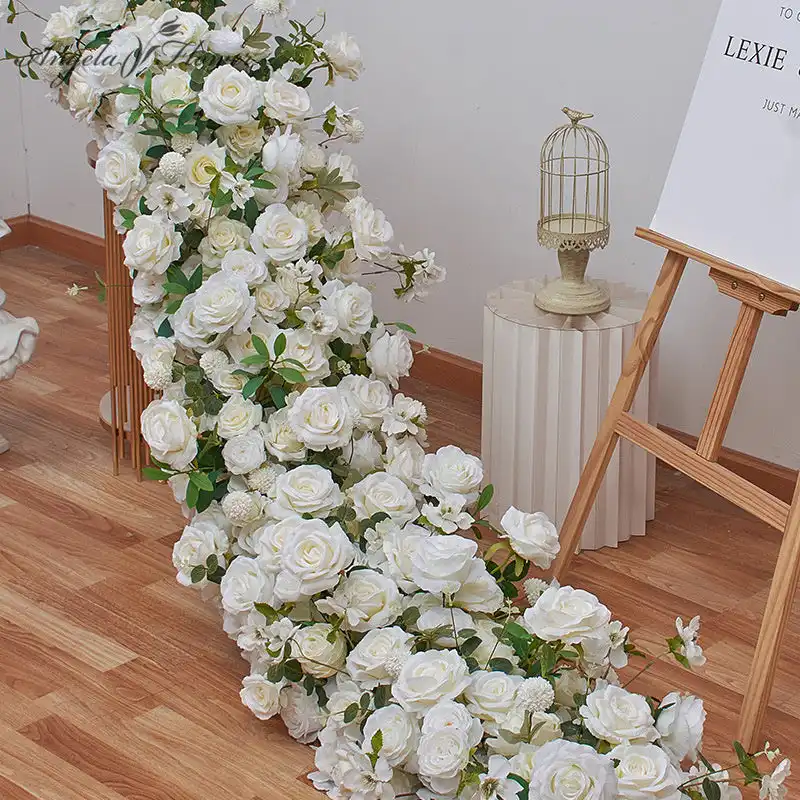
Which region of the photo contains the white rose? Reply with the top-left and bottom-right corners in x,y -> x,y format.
263,76 -> 311,123
376,522 -> 430,592
418,607 -> 473,648
132,271 -> 166,305
345,627 -> 413,688
529,740 -> 617,800
452,559 -> 504,614
271,464 -> 343,518
151,67 -> 196,109
275,327 -> 330,382
421,445 -> 484,504
301,141 -> 327,172
250,515 -> 296,572
316,568 -> 401,632
492,711 -> 562,756
95,138 -> 145,205
392,650 -> 471,713
123,215 -> 182,275
198,217 -> 252,268
291,623 -> 347,678
222,429 -> 266,474
384,436 -> 425,487
323,32 -> 363,80
220,555 -> 274,613
280,683 -> 326,743
327,151 -> 358,184
655,693 -> 705,764
240,673 -> 283,720
217,395 -> 263,439
367,329 -> 413,389
363,705 -> 419,767
339,375 -> 391,431
197,64 -> 261,125
90,0 -> 126,25
221,249 -> 268,287
217,121 -> 264,165
261,408 -> 307,462
141,398 -> 197,469
422,700 -> 484,746
411,535 -> 477,595
274,519 -> 354,602
319,280 -> 373,343
580,683 -> 659,746
416,728 -> 470,796
254,281 -> 291,322
291,201 -> 325,243
347,432 -> 384,475
43,4 -> 82,44
499,507 -> 560,569
191,272 -> 255,336
251,203 -> 309,265
154,9 -> 208,46
262,126 -> 303,181
345,196 -> 393,262
523,585 -> 611,644
554,669 -> 588,708
185,141 -> 226,192
288,387 -> 353,452
172,513 -> 230,585
609,744 -> 683,800
205,25 -> 244,56
349,472 -> 419,525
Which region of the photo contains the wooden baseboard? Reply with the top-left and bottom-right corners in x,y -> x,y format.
410,344 -> 483,402
0,213 -> 104,269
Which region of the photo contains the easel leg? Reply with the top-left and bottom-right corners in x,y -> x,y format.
552,251 -> 688,580
738,475 -> 800,749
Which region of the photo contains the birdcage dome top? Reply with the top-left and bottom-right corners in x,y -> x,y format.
538,107 -> 610,252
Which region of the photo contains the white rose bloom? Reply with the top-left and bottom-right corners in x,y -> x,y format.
301,141 -> 326,172
608,744 -> 683,800
240,673 -> 283,720
324,677 -> 363,731
141,399 -> 197,469
261,126 -> 303,181
377,522 -> 430,592
366,329 -> 413,389
222,429 -> 266,475
655,692 -> 705,765
95,138 -> 145,205
263,76 -> 312,123
528,740 -> 617,800
554,669 -> 589,709
251,203 -> 309,265
275,257 -> 322,301
345,196 -> 394,262
254,281 -> 291,322
151,67 -> 196,109
411,535 -> 477,595
191,272 -> 255,337
217,395 -> 263,439
291,201 -> 325,243
221,249 -> 268,287
347,432 -> 384,475
280,683 -> 326,743
198,217 -> 252,268
261,408 -> 307,462
316,568 -> 401,632
319,279 -> 373,343
217,121 -> 264,165
362,705 -> 419,767
276,327 -> 331,382
271,464 -> 343,518
580,683 -> 659,746
416,727 -> 470,796
291,623 -> 347,678
123,215 -> 182,275
323,32 -> 363,80
274,519 -> 355,602
384,436 -> 426,487
421,445 -> 484,504
185,141 -> 226,193
422,700 -> 484,746
205,25 -> 244,56
523,585 -> 611,644
154,9 -> 208,46
349,472 -> 419,525
172,514 -> 230,585
90,0 -> 126,25
288,387 -> 353,452
220,555 -> 275,614
250,515 -> 295,572
499,507 -> 560,569
42,4 -> 82,44
339,375 -> 392,431
452,558 -> 504,613
197,64 -> 261,125
345,626 -> 413,688
392,650 -> 471,713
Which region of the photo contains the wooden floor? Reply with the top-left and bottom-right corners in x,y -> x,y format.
0,246 -> 797,798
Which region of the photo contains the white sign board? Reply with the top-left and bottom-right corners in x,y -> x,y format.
652,0 -> 800,290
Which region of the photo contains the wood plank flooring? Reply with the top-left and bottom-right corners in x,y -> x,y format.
0,246 -> 797,797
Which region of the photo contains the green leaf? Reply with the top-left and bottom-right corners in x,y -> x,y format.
241,354 -> 268,366
254,603 -> 279,623
251,334 -> 269,357
142,467 -> 172,481
702,779 -> 722,800
145,144 -> 169,160
276,367 -> 305,384
188,265 -> 204,292
177,101 -> 197,127
242,375 -> 266,400
205,553 -> 218,572
269,385 -> 287,410
273,332 -> 286,358
488,657 -> 514,673
370,729 -> 383,757
156,318 -> 174,337
190,564 -> 206,584
185,479 -> 200,509
117,86 -> 140,95
343,703 -> 359,724
393,322 -> 417,334
476,484 -> 494,512
252,178 -> 276,190
267,663 -> 284,683
163,281 -> 189,296
460,636 -> 482,657
283,659 -> 303,682
373,684 -> 390,709
189,472 -> 214,492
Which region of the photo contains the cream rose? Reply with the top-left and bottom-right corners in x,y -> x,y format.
191,271 -> 256,336
464,672 -> 522,724
262,76 -> 312,123
411,534 -> 478,595
528,740 -> 617,800
250,203 -> 309,265
316,568 -> 401,632
184,141 -> 226,193
384,436 -> 426,487
319,279 -> 374,343
172,513 -> 230,586
392,650 -> 471,713
500,507 -> 560,569
348,472 -> 419,525
366,329 -> 413,389
271,464 -> 343,518
287,387 -> 353,452
198,217 -> 252,268
95,138 -> 145,205
123,215 -> 182,275
254,281 -> 290,322
222,429 -> 266,475
345,626 -> 413,688
608,744 -> 683,800
523,585 -> 611,644
198,64 -> 262,125
580,683 -> 659,746
345,196 -> 393,262
240,673 -> 282,720
221,249 -> 268,287
217,395 -> 263,439
339,374 -> 391,431
151,67 -> 196,110
141,398 -> 197,469
217,121 -> 265,165
323,32 -> 363,80
220,555 -> 275,614
261,408 -> 307,463
291,623 -> 347,678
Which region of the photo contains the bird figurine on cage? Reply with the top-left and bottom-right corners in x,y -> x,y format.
535,107 -> 611,315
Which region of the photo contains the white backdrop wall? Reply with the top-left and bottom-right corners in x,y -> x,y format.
3,0 -> 799,468
0,23 -> 29,220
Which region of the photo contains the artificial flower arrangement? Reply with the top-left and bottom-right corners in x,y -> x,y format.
2,1 -> 792,798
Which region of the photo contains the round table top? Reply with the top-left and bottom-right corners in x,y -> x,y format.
486,278 -> 650,332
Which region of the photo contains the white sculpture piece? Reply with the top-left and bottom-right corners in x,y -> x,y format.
0,221 -> 40,453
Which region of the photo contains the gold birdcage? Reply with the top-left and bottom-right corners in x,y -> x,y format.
535,107 -> 611,315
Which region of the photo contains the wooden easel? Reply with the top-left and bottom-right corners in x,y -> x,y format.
552,227 -> 800,749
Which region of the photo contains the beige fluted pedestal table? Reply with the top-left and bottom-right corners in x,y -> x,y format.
482,279 -> 658,551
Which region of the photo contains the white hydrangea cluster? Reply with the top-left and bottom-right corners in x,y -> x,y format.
6,2 -> 788,798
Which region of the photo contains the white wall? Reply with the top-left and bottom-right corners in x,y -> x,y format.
7,0 -> 800,467
0,24 -> 30,219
